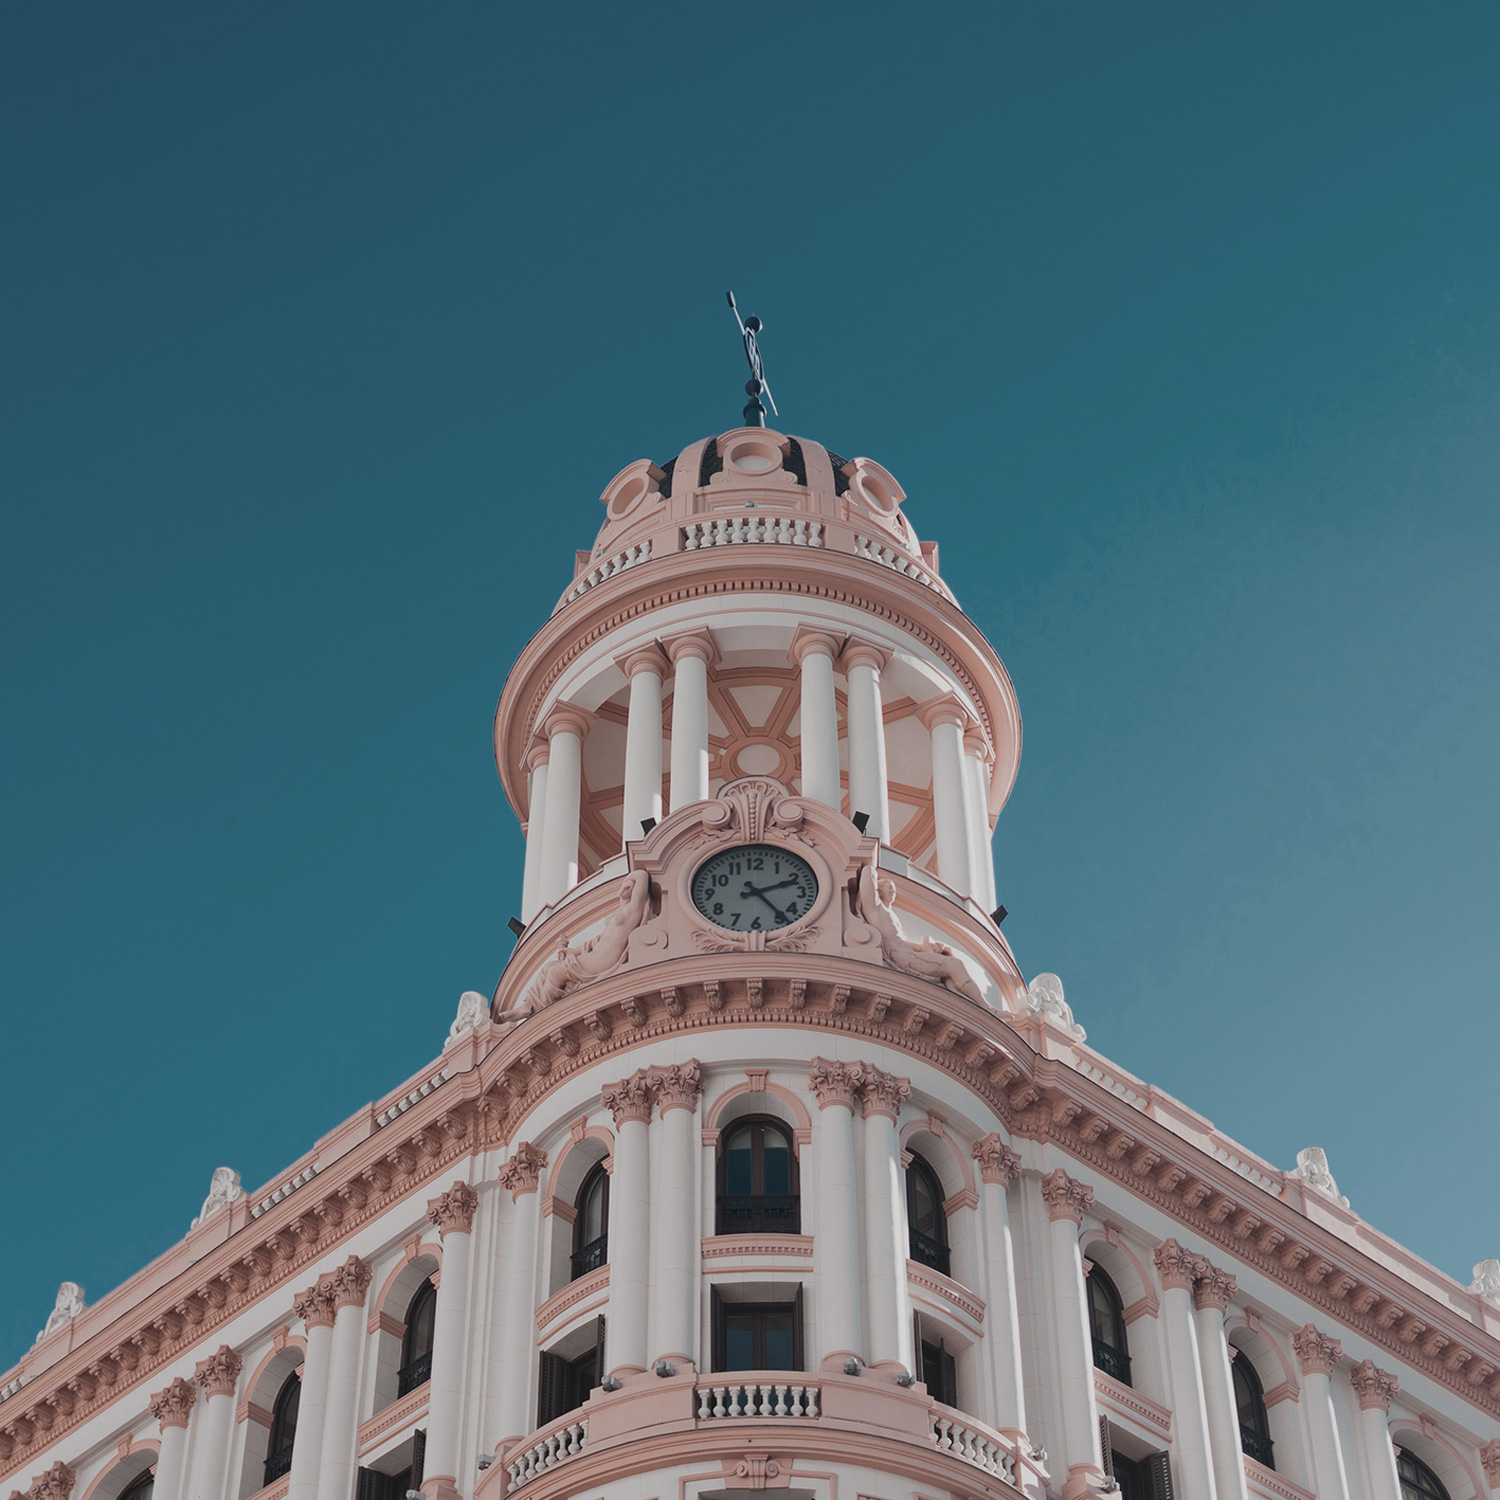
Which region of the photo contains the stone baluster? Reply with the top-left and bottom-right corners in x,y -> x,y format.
971,1136 -> 1027,1439
286,1279 -> 338,1500
617,644 -> 667,845
603,1073 -> 653,1378
1191,1258 -> 1248,1500
314,1255 -> 373,1500
652,1062 -> 703,1368
187,1347 -> 242,1500
1154,1241 -> 1219,1500
920,700 -> 974,897
792,628 -> 843,810
519,743 -> 549,923
1349,1360 -> 1403,1500
665,630 -> 714,811
147,1378 -> 197,1500
1038,1168 -> 1104,1498
860,1068 -> 913,1371
808,1060 -> 866,1363
842,639 -> 892,840
421,1181 -> 480,1500
537,706 -> 592,907
1293,1325 -> 1353,1500
493,1143 -> 547,1444
962,727 -> 997,911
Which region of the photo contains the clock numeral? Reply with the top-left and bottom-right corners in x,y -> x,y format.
712,902 -> 723,916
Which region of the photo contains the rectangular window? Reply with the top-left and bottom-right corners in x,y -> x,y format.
536,1318 -> 605,1426
710,1287 -> 804,1372
920,1337 -> 957,1408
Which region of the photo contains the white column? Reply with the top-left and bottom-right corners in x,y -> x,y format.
652,1063 -> 702,1366
1350,1361 -> 1403,1500
603,1076 -> 652,1377
923,702 -> 974,897
963,728 -> 997,911
519,748 -> 549,923
494,1144 -> 546,1443
286,1284 -> 336,1500
422,1182 -> 480,1500
188,1347 -> 242,1500
617,645 -> 666,844
809,1060 -> 865,1363
793,628 -> 843,810
972,1138 -> 1027,1438
538,706 -> 590,907
315,1256 -> 373,1500
1191,1260 -> 1248,1500
843,640 -> 891,840
1154,1242 -> 1219,1500
148,1380 -> 197,1500
666,631 -> 713,810
1039,1169 -> 1104,1499
1294,1326 -> 1353,1500
860,1070 -> 912,1371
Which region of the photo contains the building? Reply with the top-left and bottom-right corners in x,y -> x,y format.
4,420 -> 1498,1500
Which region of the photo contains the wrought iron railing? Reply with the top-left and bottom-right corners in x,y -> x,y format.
569,1234 -> 607,1281
909,1228 -> 951,1278
1239,1423 -> 1275,1469
715,1194 -> 800,1236
396,1351 -> 432,1397
1091,1338 -> 1132,1386
263,1443 -> 294,1487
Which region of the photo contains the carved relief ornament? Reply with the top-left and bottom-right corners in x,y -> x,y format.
292,1280 -> 338,1331
1191,1261 -> 1238,1312
1481,1439 -> 1500,1486
601,1071 -> 654,1126
1040,1168 -> 1094,1225
148,1377 -> 197,1430
1349,1359 -> 1399,1412
972,1134 -> 1023,1187
192,1345 -> 242,1399
23,1465 -> 75,1500
1154,1238 -> 1207,1293
653,1061 -> 703,1114
807,1059 -> 866,1111
426,1180 -> 480,1238
1293,1324 -> 1343,1376
328,1256 -> 372,1311
498,1142 -> 548,1198
860,1067 -> 912,1121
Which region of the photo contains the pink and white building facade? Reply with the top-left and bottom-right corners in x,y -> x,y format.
5,425 -> 1498,1500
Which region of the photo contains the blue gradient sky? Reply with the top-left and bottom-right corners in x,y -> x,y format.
3,4 -> 1497,1365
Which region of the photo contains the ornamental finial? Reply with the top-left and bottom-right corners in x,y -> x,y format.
727,291 -> 778,427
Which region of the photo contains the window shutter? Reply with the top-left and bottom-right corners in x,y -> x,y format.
411,1430 -> 426,1490
710,1288 -> 726,1373
1099,1419 -> 1114,1478
1143,1452 -> 1174,1500
355,1469 -> 382,1500
791,1284 -> 805,1371
594,1315 -> 607,1384
537,1351 -> 565,1427
939,1344 -> 957,1408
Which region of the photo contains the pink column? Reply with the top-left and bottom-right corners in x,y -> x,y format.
1349,1360 -> 1402,1500
602,1074 -> 652,1378
147,1378 -> 197,1500
808,1060 -> 866,1364
494,1143 -> 547,1443
920,700 -> 974,896
962,726 -> 997,910
652,1063 -> 703,1368
1191,1259 -> 1248,1500
286,1280 -> 337,1500
519,742 -> 549,923
842,638 -> 892,839
315,1256 -> 374,1500
537,705 -> 592,907
1294,1326 -> 1353,1500
860,1068 -> 913,1372
422,1182 -> 480,1500
616,644 -> 668,845
792,627 -> 844,810
1154,1241 -> 1218,1500
188,1347 -> 242,1500
972,1137 -> 1027,1439
664,630 -> 715,811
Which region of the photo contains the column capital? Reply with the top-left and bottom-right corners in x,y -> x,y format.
1293,1323 -> 1343,1375
602,1068 -> 655,1125
614,642 -> 670,680
1191,1259 -> 1238,1311
540,702 -> 594,742
1480,1439 -> 1500,1488
1349,1358 -> 1399,1411
662,627 -> 718,667
525,739 -> 551,772
1154,1237 -> 1207,1292
293,1280 -> 338,1330
840,637 -> 891,674
1040,1167 -> 1094,1225
328,1254 -> 373,1310
192,1345 -> 243,1399
149,1376 -> 197,1430
426,1180 -> 479,1238
807,1057 -> 865,1111
860,1066 -> 911,1121
962,725 -> 993,762
498,1141 -> 548,1198
790,624 -> 844,665
971,1133 -> 1023,1187
23,1465 -> 75,1500
917,695 -> 971,733
652,1061 -> 703,1114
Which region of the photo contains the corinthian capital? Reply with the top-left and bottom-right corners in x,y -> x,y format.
328,1255 -> 373,1310
602,1069 -> 654,1126
192,1345 -> 242,1398
1153,1238 -> 1208,1293
1480,1440 -> 1500,1487
860,1067 -> 911,1121
292,1279 -> 337,1330
1191,1260 -> 1238,1312
1349,1358 -> 1399,1412
1040,1167 -> 1094,1225
426,1180 -> 479,1238
26,1464 -> 76,1500
148,1377 -> 197,1430
498,1141 -> 547,1198
1293,1323 -> 1343,1375
807,1058 -> 865,1111
971,1134 -> 1023,1187
652,1061 -> 703,1114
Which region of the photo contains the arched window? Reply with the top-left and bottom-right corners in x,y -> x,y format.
263,1371 -> 300,1486
1086,1265 -> 1131,1386
571,1163 -> 609,1279
906,1152 -> 949,1277
398,1281 -> 437,1395
1397,1451 -> 1451,1500
118,1472 -> 154,1500
716,1117 -> 799,1235
1232,1353 -> 1274,1469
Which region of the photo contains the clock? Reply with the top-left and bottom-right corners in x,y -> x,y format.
690,844 -> 819,933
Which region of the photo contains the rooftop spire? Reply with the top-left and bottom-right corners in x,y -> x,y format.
726,290 -> 777,427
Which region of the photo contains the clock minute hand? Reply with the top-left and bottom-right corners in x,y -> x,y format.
739,881 -> 789,924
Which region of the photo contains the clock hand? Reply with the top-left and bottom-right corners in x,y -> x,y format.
743,877 -> 800,896
739,881 -> 790,924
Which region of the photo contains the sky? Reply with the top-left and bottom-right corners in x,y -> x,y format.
2,3 -> 1498,1367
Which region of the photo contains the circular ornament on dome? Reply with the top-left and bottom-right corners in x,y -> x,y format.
734,743 -> 781,775
723,435 -> 783,475
690,844 -> 818,933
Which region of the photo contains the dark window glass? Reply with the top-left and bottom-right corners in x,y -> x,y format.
906,1153 -> 950,1277
1398,1452 -> 1451,1500
716,1118 -> 800,1235
1111,1451 -> 1174,1500
536,1319 -> 606,1426
1086,1266 -> 1132,1387
264,1372 -> 301,1486
920,1337 -> 957,1408
711,1287 -> 804,1372
1231,1353 -> 1274,1470
571,1164 -> 609,1280
398,1281 -> 436,1395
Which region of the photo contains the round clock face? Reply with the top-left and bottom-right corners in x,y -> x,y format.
691,844 -> 819,933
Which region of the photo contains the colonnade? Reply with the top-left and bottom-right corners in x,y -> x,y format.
519,629 -> 998,922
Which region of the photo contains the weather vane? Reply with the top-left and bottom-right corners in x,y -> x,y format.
727,291 -> 778,427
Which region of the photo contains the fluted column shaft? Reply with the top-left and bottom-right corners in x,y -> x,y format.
1154,1243 -> 1218,1500
286,1286 -> 336,1500
494,1144 -> 546,1442
1190,1261 -> 1247,1500
1039,1169 -> 1103,1498
519,750 -> 549,923
188,1347 -> 241,1500
666,633 -> 713,810
860,1071 -> 912,1370
794,630 -> 842,810
149,1379 -> 197,1500
1350,1361 -> 1403,1500
973,1138 -> 1027,1437
809,1060 -> 865,1362
423,1183 -> 480,1500
316,1258 -> 373,1500
924,703 -> 973,896
652,1064 -> 702,1366
603,1077 -> 652,1377
962,729 -> 997,910
538,707 -> 589,907
844,642 -> 891,840
618,646 -> 666,845
1294,1327 -> 1353,1500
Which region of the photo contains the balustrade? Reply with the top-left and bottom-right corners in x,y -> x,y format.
505,1419 -> 588,1493
695,1382 -> 821,1419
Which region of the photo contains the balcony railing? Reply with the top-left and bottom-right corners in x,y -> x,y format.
1240,1423 -> 1275,1469
696,1381 -> 821,1418
909,1228 -> 951,1278
932,1407 -> 1017,1484
715,1194 -> 801,1236
1092,1338 -> 1132,1386
262,1443 -> 294,1488
506,1418 -> 587,1493
570,1234 -> 607,1281
396,1351 -> 432,1397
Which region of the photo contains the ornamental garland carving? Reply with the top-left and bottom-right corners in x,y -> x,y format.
1349,1358 -> 1399,1411
148,1377 -> 197,1430
1293,1324 -> 1343,1375
192,1345 -> 242,1398
971,1134 -> 1023,1187
1040,1168 -> 1094,1226
426,1180 -> 479,1238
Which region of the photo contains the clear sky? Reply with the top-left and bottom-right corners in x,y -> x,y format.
3,4 -> 1497,1367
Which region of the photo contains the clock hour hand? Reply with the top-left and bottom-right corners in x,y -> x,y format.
739,881 -> 789,924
